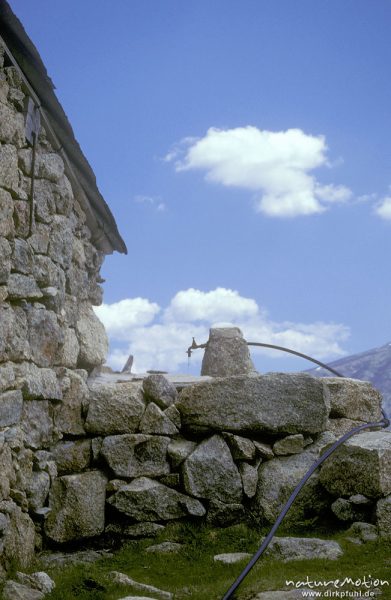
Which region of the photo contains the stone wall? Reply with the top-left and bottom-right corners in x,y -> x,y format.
33,370 -> 391,554
0,47 -> 109,580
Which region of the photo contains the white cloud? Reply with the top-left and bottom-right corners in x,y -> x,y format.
374,196 -> 391,220
134,195 -> 166,212
95,287 -> 349,373
166,126 -> 352,218
94,298 -> 160,341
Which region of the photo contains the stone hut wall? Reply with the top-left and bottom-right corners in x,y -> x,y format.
0,47 -> 109,579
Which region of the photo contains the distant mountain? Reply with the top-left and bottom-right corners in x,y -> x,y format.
307,341 -> 391,418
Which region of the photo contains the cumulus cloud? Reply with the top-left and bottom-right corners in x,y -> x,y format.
374,196 -> 391,220
95,287 -> 349,373
166,126 -> 352,217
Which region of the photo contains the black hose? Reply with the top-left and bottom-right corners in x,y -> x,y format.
220,344 -> 390,600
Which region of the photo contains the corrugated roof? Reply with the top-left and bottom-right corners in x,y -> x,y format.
0,0 -> 127,254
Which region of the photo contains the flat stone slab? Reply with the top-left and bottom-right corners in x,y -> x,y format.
250,591 -> 314,600
265,536 -> 343,562
214,552 -> 251,564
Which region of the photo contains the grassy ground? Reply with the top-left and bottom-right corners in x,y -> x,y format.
29,522 -> 391,600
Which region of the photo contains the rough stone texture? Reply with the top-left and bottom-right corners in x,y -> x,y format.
101,434 -> 171,478
0,305 -> 29,362
177,373 -> 329,435
121,522 -> 165,538
107,477 -> 205,521
0,236 -> 11,283
7,273 -> 43,300
27,306 -> 63,367
139,402 -> 178,435
167,439 -> 196,469
26,471 -> 50,511
51,440 -> 91,474
0,143 -> 19,192
253,440 -> 274,460
239,462 -> 258,498
201,327 -> 256,377
345,522 -> 378,543
214,553 -> 251,564
164,404 -> 181,428
0,389 -> 23,427
21,400 -> 56,450
0,188 -> 14,237
323,377 -> 383,422
14,361 -> 62,400
15,572 -> 55,595
265,536 -> 343,562
0,362 -> 15,393
86,381 -> 145,435
1,581 -> 44,600
273,434 -> 305,456
1,503 -> 36,570
76,304 -> 108,369
251,592 -> 313,600
223,433 -> 256,460
327,417 -> 367,437
109,571 -> 172,600
206,499 -> 245,526
142,374 -> 178,409
55,327 -> 79,368
253,434 -> 334,526
319,431 -> 391,498
330,498 -> 368,522
44,471 -> 107,543
53,369 -> 88,436
182,435 -> 242,503
376,495 -> 391,538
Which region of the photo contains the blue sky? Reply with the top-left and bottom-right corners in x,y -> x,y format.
9,0 -> 391,373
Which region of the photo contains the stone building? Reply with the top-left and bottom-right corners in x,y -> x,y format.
0,0 -> 126,579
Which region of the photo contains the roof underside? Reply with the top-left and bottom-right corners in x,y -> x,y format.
0,0 -> 127,254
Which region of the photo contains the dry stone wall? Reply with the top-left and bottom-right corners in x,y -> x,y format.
0,47 -> 109,580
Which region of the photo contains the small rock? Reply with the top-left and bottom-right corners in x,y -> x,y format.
273,434 -> 304,456
109,571 -> 172,599
345,522 -> 378,543
139,402 -> 178,435
376,495 -> 391,538
253,440 -> 274,460
123,522 -> 165,538
223,433 -> 256,460
15,572 -> 55,594
143,374 -> 178,409
213,552 -> 251,564
201,327 -> 256,377
146,542 -> 183,554
1,580 -> 44,600
265,536 -> 343,562
239,462 -> 258,498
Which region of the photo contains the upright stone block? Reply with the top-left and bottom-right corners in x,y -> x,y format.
201,327 -> 256,377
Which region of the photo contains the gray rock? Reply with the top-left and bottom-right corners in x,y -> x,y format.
27,306 -> 64,367
319,431 -> 391,498
76,304 -> 108,369
158,473 -> 180,488
86,380 -> 145,435
14,362 -> 62,400
27,223 -> 50,254
327,417 -> 366,437
12,238 -> 34,275
349,494 -> 372,505
21,400 -> 55,449
177,373 -> 329,435
117,597 -> 160,600
182,435 -> 242,503
33,255 -> 65,290
214,553 -> 251,564
13,200 -> 30,237
376,495 -> 391,538
223,433 -> 256,460
107,477 -> 205,521
0,390 -> 23,427
0,236 -> 11,283
45,470 -> 107,543
51,440 -> 91,474
201,327 -> 256,377
122,522 -> 165,538
0,143 -> 19,192
239,462 -> 258,498
26,471 -> 50,511
164,405 -> 181,428
2,504 -> 36,570
38,152 -> 65,182
167,439 -> 197,469
251,590 -> 317,599
47,215 -> 73,267
323,377 -> 383,422
265,536 -> 343,562
143,374 -> 178,409
0,305 -> 29,362
273,434 -> 305,456
39,549 -> 112,568
15,572 -> 55,594
253,435 -> 333,526
7,273 -> 43,300
330,498 -> 368,522
253,440 -> 274,460
55,327 -> 79,368
0,188 -> 14,237
139,402 -> 178,435
101,434 -> 171,478
206,499 -> 245,526
0,362 -> 15,393
1,581 -> 44,600
145,542 -> 183,554
108,571 -> 172,600
345,522 -> 378,543
53,369 -> 88,435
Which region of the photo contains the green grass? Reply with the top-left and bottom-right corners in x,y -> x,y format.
27,523 -> 391,599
